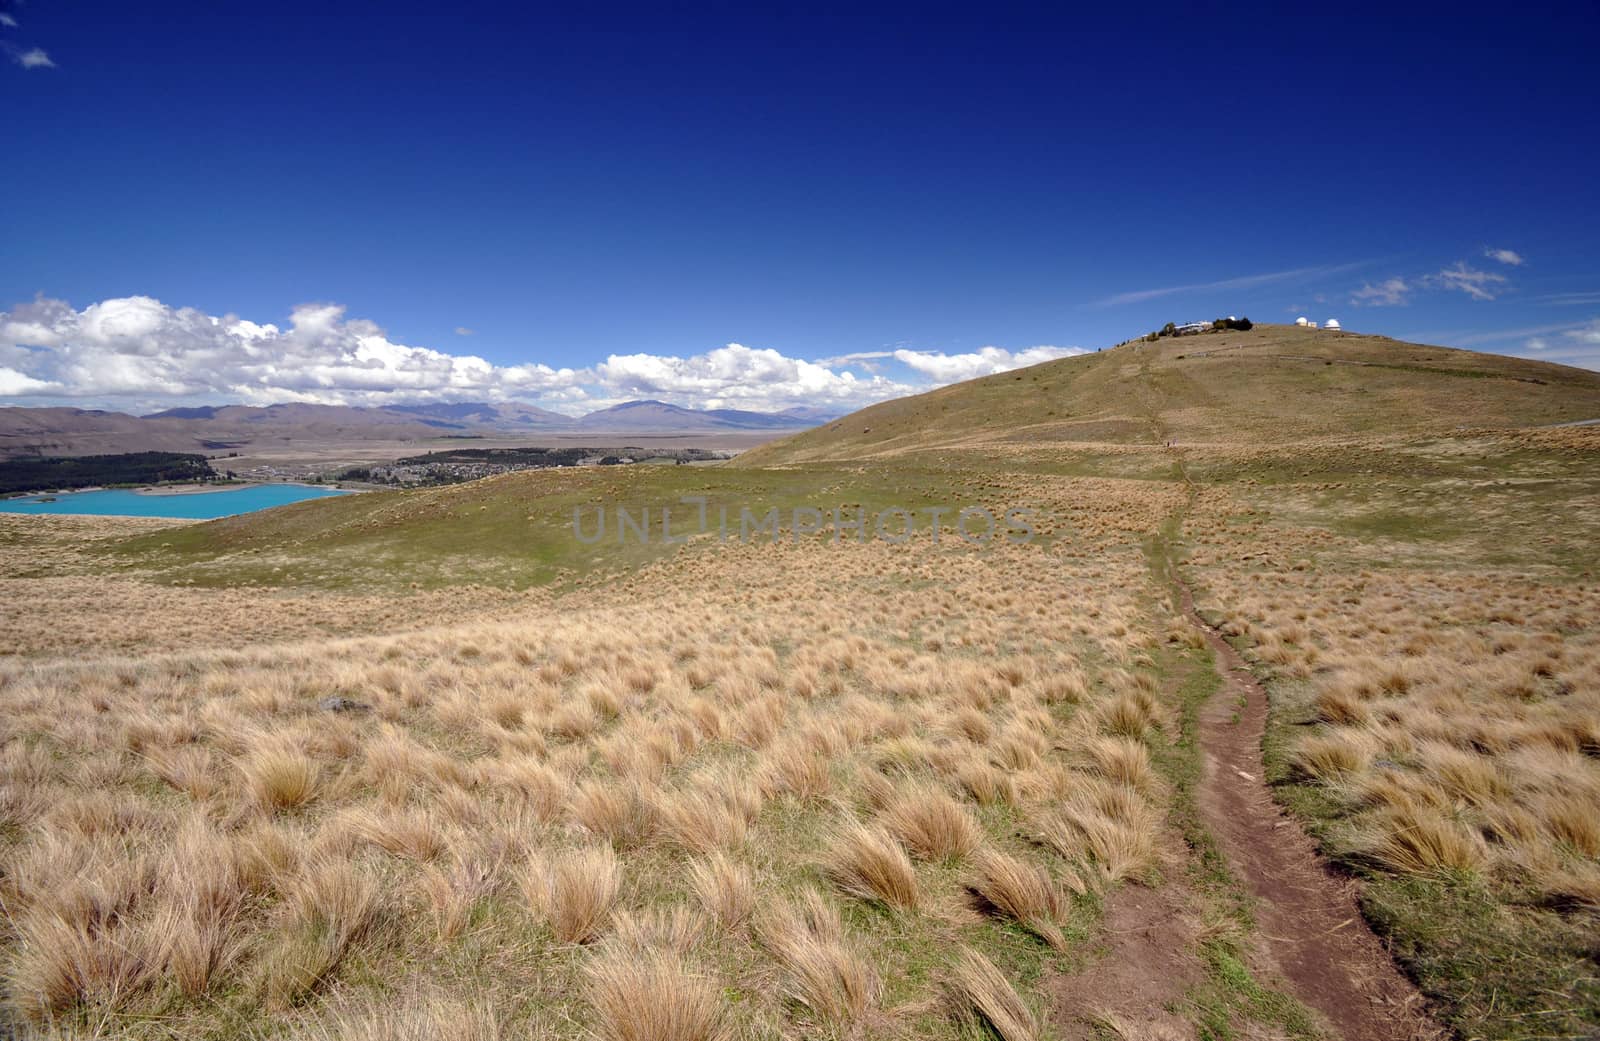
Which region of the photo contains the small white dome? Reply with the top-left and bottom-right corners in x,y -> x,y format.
1325,318 -> 1342,330
1295,317 -> 1310,326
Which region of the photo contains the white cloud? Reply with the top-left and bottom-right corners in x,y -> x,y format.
1,294 -> 1095,414
454,327 -> 474,336
0,295 -> 587,407
13,47 -> 54,69
1095,261 -> 1369,307
1568,319 -> 1600,346
0,14 -> 17,27
0,367 -> 57,395
1484,247 -> 1525,266
1351,278 -> 1410,307
1444,318 -> 1600,372
1536,291 -> 1600,306
891,345 -> 1084,383
595,343 -> 917,412
1424,262 -> 1508,301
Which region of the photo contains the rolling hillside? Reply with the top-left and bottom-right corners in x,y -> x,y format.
737,325 -> 1600,465
13,321 -> 1600,1041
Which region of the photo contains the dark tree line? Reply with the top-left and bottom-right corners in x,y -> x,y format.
0,452 -> 218,496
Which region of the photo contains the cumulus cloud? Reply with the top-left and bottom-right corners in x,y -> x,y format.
1484,247 -> 1525,266
1,294 -> 1093,415
6,45 -> 53,68
1351,278 -> 1411,307
0,295 -> 586,407
595,343 -> 916,412
891,345 -> 1084,383
1424,262 -> 1508,301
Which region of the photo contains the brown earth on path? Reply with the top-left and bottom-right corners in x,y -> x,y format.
1177,573 -> 1444,1041
1047,852 -> 1204,1040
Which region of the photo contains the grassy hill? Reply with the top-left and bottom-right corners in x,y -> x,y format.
737,325 -> 1600,465
8,324 -> 1600,1041
100,327 -> 1600,593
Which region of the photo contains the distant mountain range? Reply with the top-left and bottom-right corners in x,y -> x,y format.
0,399 -> 846,458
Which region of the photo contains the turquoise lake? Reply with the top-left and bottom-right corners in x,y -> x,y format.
0,484 -> 351,519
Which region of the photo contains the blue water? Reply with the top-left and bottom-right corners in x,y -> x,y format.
0,484 -> 350,519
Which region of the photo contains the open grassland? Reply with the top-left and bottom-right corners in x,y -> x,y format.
1,483 -> 1219,1041
1177,426 -> 1600,1040
2,328 -> 1597,1040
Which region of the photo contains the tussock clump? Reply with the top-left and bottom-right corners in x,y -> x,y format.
571,780 -> 659,851
761,741 -> 833,802
822,822 -> 920,909
523,845 -> 621,944
1315,687 -> 1372,726
1099,690 -> 1159,740
1539,793 -> 1600,857
340,804 -> 450,861
283,990 -> 503,1041
262,858 -> 380,1008
687,852 -> 756,932
955,758 -> 1016,806
156,817 -> 248,997
967,849 -> 1074,949
945,948 -> 1040,1041
1084,736 -> 1153,791
418,854 -> 496,942
1362,805 -> 1487,874
484,754 -> 570,823
1034,783 -> 1157,883
878,784 -> 984,862
609,906 -> 705,955
241,739 -> 320,812
660,788 -> 747,854
584,951 -> 727,1041
758,889 -> 881,1028
1291,732 -> 1371,782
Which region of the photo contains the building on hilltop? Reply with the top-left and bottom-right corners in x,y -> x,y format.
1325,318 -> 1342,331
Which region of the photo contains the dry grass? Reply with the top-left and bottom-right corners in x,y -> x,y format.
0,460 -> 1280,1037
822,822 -> 921,910
967,849 -> 1074,949
524,845 -> 622,944
878,784 -> 984,862
946,948 -> 1041,1041
687,852 -> 757,933
758,889 -> 881,1028
584,951 -> 727,1041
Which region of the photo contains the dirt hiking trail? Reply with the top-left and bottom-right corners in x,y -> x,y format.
1174,568 -> 1443,1041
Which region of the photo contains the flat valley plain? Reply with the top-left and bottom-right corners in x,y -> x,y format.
1,326 -> 1597,1041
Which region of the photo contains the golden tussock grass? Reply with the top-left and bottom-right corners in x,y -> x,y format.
687,852 -> 757,933
967,848 -> 1075,949
523,845 -> 622,944
584,951 -> 727,1041
757,889 -> 881,1028
822,822 -> 921,910
878,784 -> 984,862
0,487 -> 1179,1037
945,948 -> 1041,1041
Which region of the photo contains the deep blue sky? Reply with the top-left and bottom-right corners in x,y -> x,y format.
3,2 -> 1599,411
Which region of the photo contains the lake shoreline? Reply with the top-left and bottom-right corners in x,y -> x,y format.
0,483 -> 355,520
